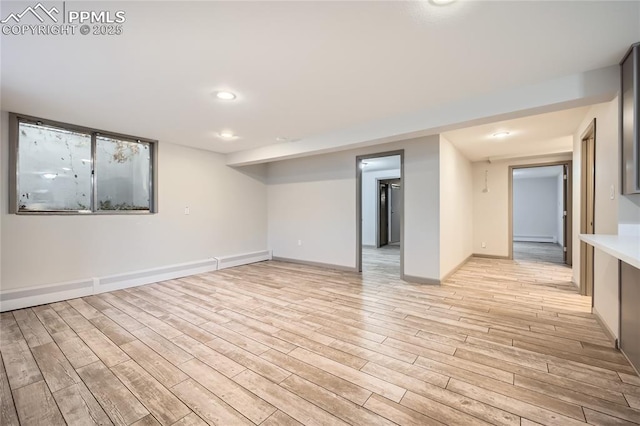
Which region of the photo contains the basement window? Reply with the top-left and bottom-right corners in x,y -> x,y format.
9,113 -> 157,214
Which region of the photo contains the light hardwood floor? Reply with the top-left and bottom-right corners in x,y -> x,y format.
1,257 -> 639,425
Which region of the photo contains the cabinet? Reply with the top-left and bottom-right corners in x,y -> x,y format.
620,261 -> 640,371
621,42 -> 640,194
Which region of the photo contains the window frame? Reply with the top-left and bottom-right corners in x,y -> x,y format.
9,112 -> 158,215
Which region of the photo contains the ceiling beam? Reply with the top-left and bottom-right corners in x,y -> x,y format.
226,65 -> 618,167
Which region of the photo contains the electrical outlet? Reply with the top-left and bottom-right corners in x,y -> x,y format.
184,206 -> 190,215
481,242 -> 486,248
297,240 -> 302,246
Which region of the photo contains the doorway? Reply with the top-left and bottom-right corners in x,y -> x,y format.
377,179 -> 401,248
580,119 -> 596,297
509,161 -> 573,266
356,151 -> 404,278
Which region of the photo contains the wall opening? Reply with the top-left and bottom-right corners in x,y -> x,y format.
509,161 -> 573,266
356,151 -> 404,279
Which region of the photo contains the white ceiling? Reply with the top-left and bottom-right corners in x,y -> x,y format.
2,1 -> 639,160
442,106 -> 592,162
513,165 -> 564,180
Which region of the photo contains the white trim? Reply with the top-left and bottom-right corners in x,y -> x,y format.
215,250 -> 272,270
0,278 -> 94,312
0,250 -> 272,312
96,258 -> 218,294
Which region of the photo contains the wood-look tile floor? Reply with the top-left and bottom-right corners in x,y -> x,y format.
363,245 -> 400,279
2,257 -> 640,425
513,242 -> 565,264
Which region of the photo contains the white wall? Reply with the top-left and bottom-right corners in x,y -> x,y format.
472,154 -> 572,257
619,194 -> 640,235
439,136 -> 473,279
572,99 -> 621,338
362,167 -> 401,247
513,176 -> 559,242
267,135 -> 441,281
1,112 -> 268,290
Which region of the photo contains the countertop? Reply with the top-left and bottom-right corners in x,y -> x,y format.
580,234 -> 640,269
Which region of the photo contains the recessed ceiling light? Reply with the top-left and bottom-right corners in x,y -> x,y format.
215,91 -> 236,101
42,173 -> 57,179
492,131 -> 510,138
430,0 -> 456,5
219,131 -> 235,139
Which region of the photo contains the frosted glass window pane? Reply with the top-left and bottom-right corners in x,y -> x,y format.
17,122 -> 92,211
96,136 -> 151,211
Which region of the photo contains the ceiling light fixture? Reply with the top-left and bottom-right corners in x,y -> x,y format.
219,131 -> 235,139
42,173 -> 57,179
430,0 -> 456,5
215,91 -> 236,101
492,131 -> 510,138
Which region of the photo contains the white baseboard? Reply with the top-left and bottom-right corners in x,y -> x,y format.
0,279 -> 94,312
1,250 -> 270,312
513,236 -> 557,243
96,258 -> 219,294
215,250 -> 271,270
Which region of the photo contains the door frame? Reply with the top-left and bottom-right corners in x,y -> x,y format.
508,160 -> 573,264
580,119 -> 596,298
356,150 -> 405,276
